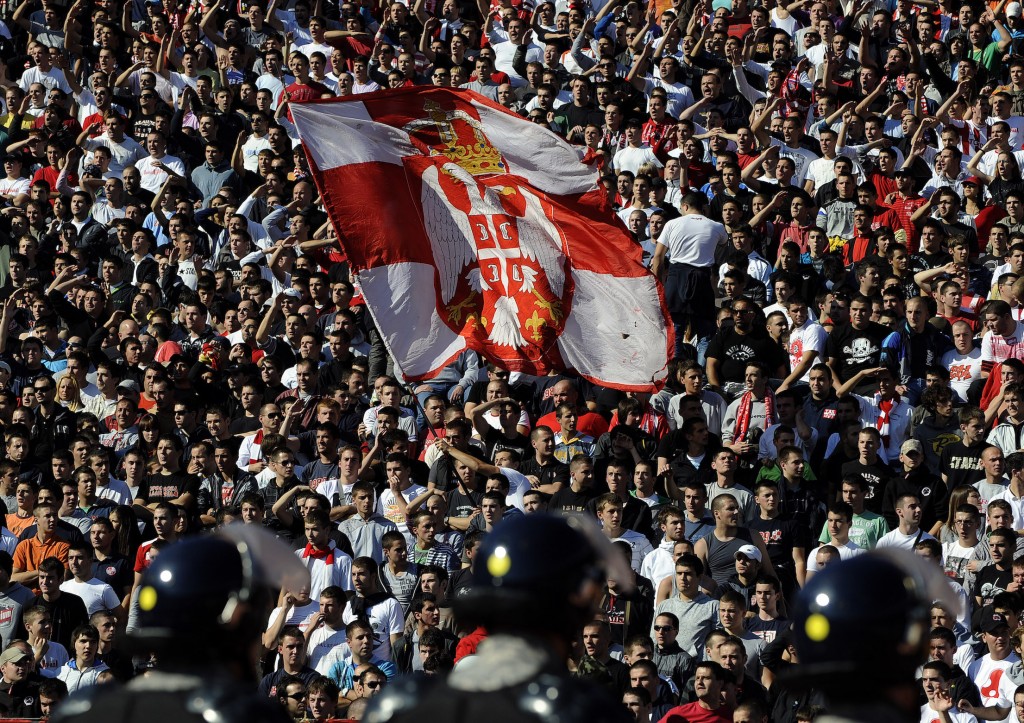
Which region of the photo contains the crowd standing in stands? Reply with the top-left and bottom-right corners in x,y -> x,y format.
4,0 -> 1024,719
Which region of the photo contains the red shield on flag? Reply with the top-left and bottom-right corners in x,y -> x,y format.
290,87 -> 673,391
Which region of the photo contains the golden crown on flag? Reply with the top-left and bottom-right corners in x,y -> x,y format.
418,99 -> 507,177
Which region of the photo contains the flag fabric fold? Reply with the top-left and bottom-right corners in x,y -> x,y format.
290,86 -> 673,391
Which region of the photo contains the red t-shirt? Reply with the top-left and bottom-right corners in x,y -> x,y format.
659,702 -> 733,723
282,80 -> 334,121
134,538 -> 158,573
535,410 -> 609,438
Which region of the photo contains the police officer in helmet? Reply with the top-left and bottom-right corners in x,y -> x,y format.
788,549 -> 959,723
51,525 -> 309,723
364,512 -> 634,723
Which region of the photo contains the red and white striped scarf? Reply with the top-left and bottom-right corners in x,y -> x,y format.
734,389 -> 777,442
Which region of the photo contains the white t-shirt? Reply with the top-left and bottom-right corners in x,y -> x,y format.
37,641 -> 69,678
642,76 -> 695,119
83,135 -> 146,177
806,541 -> 864,571
613,145 -> 663,175
305,622 -> 348,672
920,703 -> 979,723
376,483 -> 427,541
500,467 -> 531,512
769,137 -> 820,185
487,31 -> 543,87
295,543 -> 355,599
876,528 -> 936,550
134,153 -> 187,194
943,347 -> 984,402
982,323 -> 1024,366
341,595 -> 404,661
611,529 -> 655,574
657,214 -> 728,267
59,578 -> 121,615
788,320 -> 828,382
0,177 -> 30,198
967,653 -> 1020,711
989,115 -> 1024,153
943,540 -> 982,582
266,599 -> 320,632
991,488 -> 1024,530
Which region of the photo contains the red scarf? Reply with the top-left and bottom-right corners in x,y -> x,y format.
302,543 -> 334,565
876,393 -> 900,447
734,388 -> 777,442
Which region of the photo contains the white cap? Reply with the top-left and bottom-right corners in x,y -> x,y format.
734,544 -> 762,563
1008,2 -> 1022,17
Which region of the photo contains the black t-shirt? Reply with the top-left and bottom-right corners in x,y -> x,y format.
429,449 -> 488,492
841,459 -> 894,515
940,441 -> 991,488
747,615 -> 789,644
448,487 -> 484,519
138,471 -> 201,506
33,592 -> 88,650
825,321 -> 891,382
973,563 -> 1012,607
748,515 -> 809,575
482,428 -> 530,462
549,486 -> 597,516
706,329 -> 788,384
519,458 -> 570,489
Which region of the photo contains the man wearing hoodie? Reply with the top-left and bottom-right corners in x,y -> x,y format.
56,624 -> 108,693
881,440 -> 947,533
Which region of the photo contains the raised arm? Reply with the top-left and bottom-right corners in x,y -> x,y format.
966,138 -> 999,185
199,0 -> 229,49
121,2 -> 142,39
627,42 -> 654,91
12,0 -> 34,33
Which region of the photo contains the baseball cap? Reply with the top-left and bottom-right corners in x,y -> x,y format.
0,361 -> 10,375
900,439 -> 923,456
893,168 -> 913,177
981,610 -> 1010,633
1008,2 -> 1022,17
734,544 -> 762,563
963,176 -> 983,186
117,379 -> 140,393
281,288 -> 302,299
712,0 -> 731,11
0,648 -> 29,666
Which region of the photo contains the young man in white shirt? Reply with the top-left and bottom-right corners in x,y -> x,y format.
919,660 -> 980,723
298,509 -> 354,599
966,613 -> 1019,716
375,454 -> 427,544
877,493 -> 935,549
596,494 -> 654,574
59,544 -> 124,619
806,500 -> 864,580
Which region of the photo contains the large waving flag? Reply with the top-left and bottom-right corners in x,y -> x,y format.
290,87 -> 673,391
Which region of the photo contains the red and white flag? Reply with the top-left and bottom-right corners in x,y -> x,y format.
290,87 -> 673,391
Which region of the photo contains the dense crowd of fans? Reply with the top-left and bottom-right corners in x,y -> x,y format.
2,0 -> 1024,719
